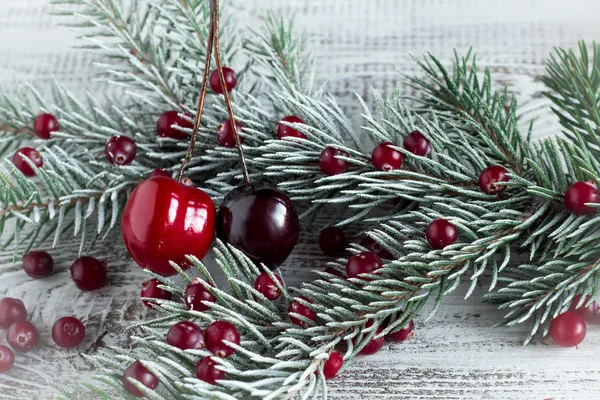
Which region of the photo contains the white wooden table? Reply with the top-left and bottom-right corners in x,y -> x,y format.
2,1 -> 600,399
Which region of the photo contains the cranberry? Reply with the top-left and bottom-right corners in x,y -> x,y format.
354,322 -> 384,355
254,272 -> 284,301
217,120 -> 244,148
569,294 -> 598,320
277,116 -> 306,139
204,321 -> 240,358
70,256 -> 107,291
104,135 -> 136,166
33,113 -> 59,140
184,280 -> 216,312
318,227 -> 347,256
346,251 -> 383,280
323,350 -> 343,379
156,110 -> 192,140
147,168 -> 171,179
196,356 -> 225,385
209,67 -> 237,94
403,130 -> 431,156
479,165 -> 510,195
52,316 -> 86,349
288,297 -> 315,327
166,321 -> 204,350
371,142 -> 403,171
387,320 -> 415,342
0,298 -> 27,329
549,311 -> 586,347
122,360 -> 159,397
564,181 -> 600,215
319,147 -> 349,176
0,345 -> 15,373
12,147 -> 43,177
426,219 -> 458,249
359,236 -> 393,260
7,321 -> 39,353
22,250 -> 54,279
141,279 -> 172,309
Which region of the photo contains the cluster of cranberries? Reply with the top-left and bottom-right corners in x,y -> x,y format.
549,294 -> 599,348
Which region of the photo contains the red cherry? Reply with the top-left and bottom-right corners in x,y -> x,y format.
148,168 -> 171,179
166,321 -> 204,350
141,279 -> 172,309
105,135 -> 136,166
122,176 -> 216,276
359,236 -> 393,260
387,320 -> 415,342
318,227 -> 347,256
371,142 -> 403,171
346,251 -> 383,280
0,345 -> 15,373
277,116 -> 306,139
7,321 -> 39,353
204,321 -> 240,358
122,360 -> 159,398
549,311 -> 586,347
217,120 -> 244,148
196,356 -> 225,385
479,165 -> 510,195
323,350 -> 343,379
209,67 -> 237,94
426,219 -> 458,249
156,111 -> 192,140
0,298 -> 27,329
184,280 -> 216,311
569,294 -> 598,320
288,297 -> 315,327
319,147 -> 349,176
71,256 -> 107,291
22,250 -> 54,279
254,272 -> 284,301
564,181 -> 600,215
12,147 -> 43,177
403,130 -> 431,156
33,113 -> 59,140
52,316 -> 85,349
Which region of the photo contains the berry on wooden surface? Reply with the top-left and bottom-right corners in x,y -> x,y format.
0,345 -> 15,373
52,316 -> 85,349
22,250 -> 54,279
387,320 -> 415,342
323,350 -> 344,379
318,227 -> 347,256
0,298 -> 27,329
70,256 -> 107,291
549,311 -> 586,347
7,321 -> 39,353
122,360 -> 159,398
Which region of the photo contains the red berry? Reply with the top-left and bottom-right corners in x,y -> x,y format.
166,321 -> 204,350
184,280 -> 216,311
217,120 -> 244,148
0,345 -> 15,373
122,360 -> 159,398
52,316 -> 85,349
387,320 -> 415,342
549,311 -> 586,347
70,256 -> 107,291
0,298 -> 27,329
33,113 -> 59,140
147,169 -> 171,179
318,227 -> 347,256
359,236 -> 393,260
277,116 -> 306,139
22,250 -> 54,279
12,147 -> 43,177
288,297 -> 315,327
254,272 -> 284,301
122,176 -> 216,276
354,322 -> 384,355
196,356 -> 225,385
319,147 -> 349,176
105,135 -> 137,166
209,67 -> 237,94
569,294 -> 598,320
323,267 -> 344,278
323,350 -> 343,379
7,321 -> 39,353
426,219 -> 458,250
564,181 -> 600,215
403,130 -> 431,156
141,279 -> 172,309
204,321 -> 240,358
371,142 -> 403,171
346,251 -> 383,280
156,111 -> 192,140
479,165 -> 509,195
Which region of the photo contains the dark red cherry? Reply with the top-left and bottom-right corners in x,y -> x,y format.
346,251 -> 383,280
22,250 -> 54,279
288,297 -> 315,327
204,321 -> 240,358
104,135 -> 137,166
184,279 -> 216,311
0,345 -> 15,373
147,168 -> 171,179
570,294 -> 598,320
426,219 -> 458,249
216,185 -> 299,269
403,130 -> 431,156
318,227 -> 347,256
319,147 -> 349,176
479,165 -> 510,195
0,298 -> 27,329
156,111 -> 192,140
122,360 -> 159,397
323,350 -> 343,379
122,176 -> 216,276
217,120 -> 244,148
12,147 -> 43,177
33,113 -> 59,140
564,181 -> 600,215
141,279 -> 172,308
209,67 -> 237,94
7,321 -> 39,353
387,320 -> 415,342
254,272 -> 284,300
70,256 -> 107,291
359,236 -> 393,260
277,116 -> 306,139
52,316 -> 86,349
371,142 -> 403,171
196,356 -> 225,385
166,321 -> 204,350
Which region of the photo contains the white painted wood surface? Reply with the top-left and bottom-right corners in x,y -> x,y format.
2,0 -> 600,399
